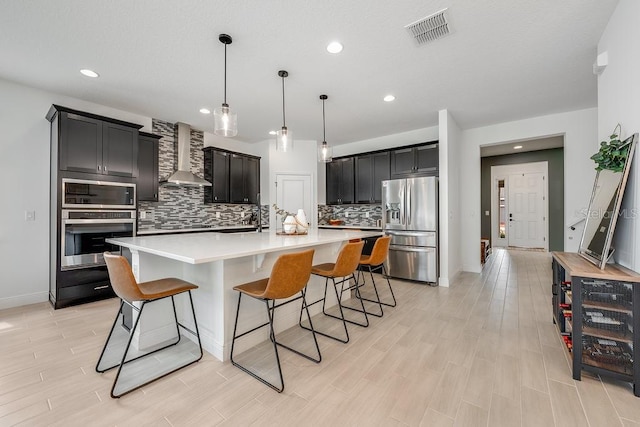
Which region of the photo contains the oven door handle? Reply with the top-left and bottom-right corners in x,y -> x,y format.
63,219 -> 135,225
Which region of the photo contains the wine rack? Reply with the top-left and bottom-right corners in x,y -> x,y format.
552,252 -> 640,397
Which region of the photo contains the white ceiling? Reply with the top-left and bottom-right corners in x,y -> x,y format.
480,135 -> 564,157
0,0 -> 618,145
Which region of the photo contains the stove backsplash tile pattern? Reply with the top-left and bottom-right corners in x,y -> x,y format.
137,119 -> 268,231
318,204 -> 382,228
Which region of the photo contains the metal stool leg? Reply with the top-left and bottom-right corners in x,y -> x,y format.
301,277 -> 350,343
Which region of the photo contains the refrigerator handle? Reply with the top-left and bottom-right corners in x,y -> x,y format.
407,181 -> 411,226
400,185 -> 405,225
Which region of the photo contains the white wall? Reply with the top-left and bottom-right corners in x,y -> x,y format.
439,110 -> 461,286
459,108 -> 598,272
268,139 -> 319,229
597,0 -> 640,271
0,78 -> 152,309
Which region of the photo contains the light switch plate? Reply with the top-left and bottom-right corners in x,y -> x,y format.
139,211 -> 147,220
485,211 -> 490,216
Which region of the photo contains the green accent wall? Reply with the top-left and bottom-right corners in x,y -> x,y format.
481,148 -> 564,251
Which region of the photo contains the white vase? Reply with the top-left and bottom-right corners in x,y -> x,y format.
283,215 -> 297,234
295,209 -> 308,234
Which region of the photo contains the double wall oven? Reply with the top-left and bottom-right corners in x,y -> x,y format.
52,179 -> 136,308
60,179 -> 136,270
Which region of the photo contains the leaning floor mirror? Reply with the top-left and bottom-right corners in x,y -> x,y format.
579,132 -> 638,269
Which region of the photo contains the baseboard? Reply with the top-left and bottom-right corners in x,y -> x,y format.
462,263 -> 482,273
0,292 -> 49,310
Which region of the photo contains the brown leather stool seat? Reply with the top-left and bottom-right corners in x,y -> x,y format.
96,252 -> 203,398
301,240 -> 367,343
231,249 -> 319,393
354,235 -> 396,318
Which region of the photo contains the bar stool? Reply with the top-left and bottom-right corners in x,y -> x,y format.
301,240 -> 366,344
356,235 -> 396,316
96,252 -> 203,398
230,249 -> 319,393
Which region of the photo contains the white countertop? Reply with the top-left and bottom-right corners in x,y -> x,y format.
107,228 -> 382,264
318,225 -> 382,231
137,225 -> 260,235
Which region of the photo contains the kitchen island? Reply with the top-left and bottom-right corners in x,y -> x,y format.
107,228 -> 382,361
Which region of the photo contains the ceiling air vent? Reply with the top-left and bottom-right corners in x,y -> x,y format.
405,8 -> 451,45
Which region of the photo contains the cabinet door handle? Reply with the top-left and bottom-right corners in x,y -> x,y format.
97,165 -> 101,171
94,285 -> 109,290
104,166 -> 107,173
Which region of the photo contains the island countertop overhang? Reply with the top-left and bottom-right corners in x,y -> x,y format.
106,228 -> 383,264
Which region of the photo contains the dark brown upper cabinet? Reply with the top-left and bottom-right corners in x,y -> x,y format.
204,147 -> 260,204
355,151 -> 390,203
390,143 -> 438,178
326,157 -> 355,205
50,106 -> 142,178
204,149 -> 230,203
137,132 -> 161,201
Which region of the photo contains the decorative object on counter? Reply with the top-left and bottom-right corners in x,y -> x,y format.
590,125 -> 631,172
329,219 -> 344,226
318,94 -> 333,163
214,34 -> 238,137
276,70 -> 292,152
295,209 -> 308,233
283,215 -> 297,234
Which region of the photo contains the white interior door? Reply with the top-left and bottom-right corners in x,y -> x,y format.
275,174 -> 313,228
508,172 -> 546,249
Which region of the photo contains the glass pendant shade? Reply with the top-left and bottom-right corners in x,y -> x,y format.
318,141 -> 332,162
214,104 -> 237,137
276,126 -> 293,152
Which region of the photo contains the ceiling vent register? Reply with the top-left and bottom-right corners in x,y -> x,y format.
405,8 -> 451,45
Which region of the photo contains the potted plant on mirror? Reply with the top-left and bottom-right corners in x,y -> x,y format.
590,125 -> 632,172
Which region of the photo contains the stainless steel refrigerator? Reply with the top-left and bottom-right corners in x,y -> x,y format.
382,176 -> 438,284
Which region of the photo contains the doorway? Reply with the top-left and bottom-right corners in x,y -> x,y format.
491,162 -> 548,250
274,173 -> 314,229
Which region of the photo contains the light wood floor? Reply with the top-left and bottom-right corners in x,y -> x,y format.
2,249 -> 640,426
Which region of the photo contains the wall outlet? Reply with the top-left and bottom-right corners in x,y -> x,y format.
365,212 -> 370,218
139,211 -> 147,220
24,210 -> 35,221
345,212 -> 349,218
240,211 -> 245,219
216,211 -> 221,219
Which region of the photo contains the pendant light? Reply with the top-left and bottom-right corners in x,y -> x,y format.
318,94 -> 333,162
276,70 -> 292,152
214,34 -> 238,137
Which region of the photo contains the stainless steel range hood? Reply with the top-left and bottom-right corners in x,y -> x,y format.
162,122 -> 211,187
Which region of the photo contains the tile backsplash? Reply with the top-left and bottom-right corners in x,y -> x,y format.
138,119 -> 380,231
137,119 -> 268,231
318,204 -> 382,228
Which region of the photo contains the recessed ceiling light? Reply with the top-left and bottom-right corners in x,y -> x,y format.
326,41 -> 343,54
384,95 -> 396,102
200,108 -> 211,114
80,69 -> 99,78
269,130 -> 277,135
513,145 -> 523,149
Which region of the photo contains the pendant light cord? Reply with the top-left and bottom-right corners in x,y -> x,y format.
322,98 -> 326,142
281,76 -> 286,127
223,43 -> 227,105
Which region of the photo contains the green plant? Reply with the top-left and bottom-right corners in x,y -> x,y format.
590,125 -> 631,172
272,204 -> 294,217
